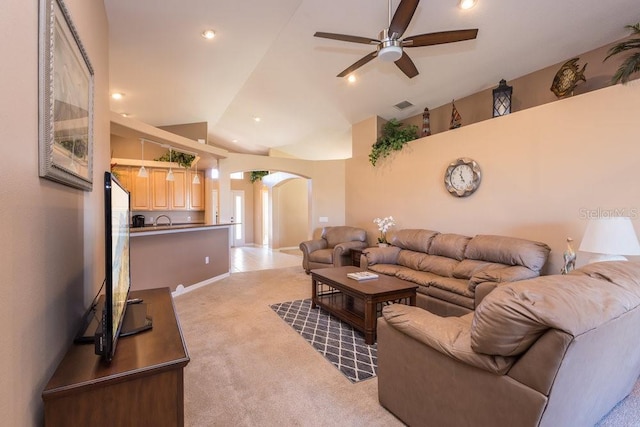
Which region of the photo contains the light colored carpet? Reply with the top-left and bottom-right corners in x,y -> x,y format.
174,266 -> 402,427
174,266 -> 640,426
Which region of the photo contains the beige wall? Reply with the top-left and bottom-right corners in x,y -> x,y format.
219,153 -> 346,240
273,178 -> 309,248
347,83 -> 640,274
0,0 -> 109,425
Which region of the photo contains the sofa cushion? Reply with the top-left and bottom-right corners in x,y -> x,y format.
389,229 -> 439,253
369,263 -> 403,276
469,265 -> 540,291
428,233 -> 471,261
429,277 -> 475,298
396,269 -> 441,287
419,255 -> 459,277
452,259 -> 503,280
397,250 -> 428,270
464,235 -> 550,271
308,248 -> 333,264
427,287 -> 475,310
471,262 -> 640,357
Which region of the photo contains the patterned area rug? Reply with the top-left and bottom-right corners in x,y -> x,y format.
270,299 -> 377,383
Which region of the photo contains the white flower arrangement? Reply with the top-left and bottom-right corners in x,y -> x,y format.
373,216 -> 395,244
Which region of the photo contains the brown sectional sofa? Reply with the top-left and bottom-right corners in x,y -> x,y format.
362,229 -> 551,316
377,261 -> 640,426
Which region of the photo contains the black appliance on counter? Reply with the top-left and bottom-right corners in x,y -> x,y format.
132,215 -> 145,228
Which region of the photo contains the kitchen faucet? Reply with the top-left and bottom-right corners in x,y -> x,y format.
154,215 -> 172,227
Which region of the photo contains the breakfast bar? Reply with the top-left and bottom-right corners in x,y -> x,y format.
130,223 -> 233,293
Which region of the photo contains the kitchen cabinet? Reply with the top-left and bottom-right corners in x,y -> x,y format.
132,171 -> 151,210
171,170 -> 187,210
188,171 -> 205,210
112,166 -> 203,212
111,166 -> 130,189
151,169 -> 188,211
151,169 -> 169,210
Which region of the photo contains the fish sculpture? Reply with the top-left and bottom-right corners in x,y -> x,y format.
551,58 -> 587,98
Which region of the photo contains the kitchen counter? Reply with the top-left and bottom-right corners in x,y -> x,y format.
130,222 -> 235,237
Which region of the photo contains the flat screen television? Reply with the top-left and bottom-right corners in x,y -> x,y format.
95,171 -> 131,362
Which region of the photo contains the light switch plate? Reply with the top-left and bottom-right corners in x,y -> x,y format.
319,216 -> 329,223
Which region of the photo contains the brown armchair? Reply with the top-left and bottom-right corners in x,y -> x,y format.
299,226 -> 368,273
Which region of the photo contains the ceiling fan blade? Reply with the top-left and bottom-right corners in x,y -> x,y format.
337,52 -> 378,77
314,32 -> 379,45
402,29 -> 478,47
395,52 -> 419,78
388,0 -> 420,39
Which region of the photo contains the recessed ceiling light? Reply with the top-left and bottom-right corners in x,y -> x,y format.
347,75 -> 357,83
201,29 -> 216,40
253,117 -> 261,123
111,92 -> 124,100
120,113 -> 129,117
459,0 -> 477,10
232,139 -> 238,143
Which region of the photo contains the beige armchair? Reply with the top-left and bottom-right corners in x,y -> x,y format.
300,226 -> 367,273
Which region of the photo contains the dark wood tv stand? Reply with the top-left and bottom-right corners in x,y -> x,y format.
42,288 -> 190,427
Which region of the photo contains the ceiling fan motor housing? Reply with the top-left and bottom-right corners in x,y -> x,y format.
378,29 -> 403,62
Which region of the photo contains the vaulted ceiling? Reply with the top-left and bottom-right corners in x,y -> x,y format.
105,0 -> 639,160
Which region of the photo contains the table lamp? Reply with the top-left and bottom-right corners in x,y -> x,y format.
578,216 -> 640,263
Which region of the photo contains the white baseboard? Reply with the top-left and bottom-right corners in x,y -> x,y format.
172,272 -> 231,297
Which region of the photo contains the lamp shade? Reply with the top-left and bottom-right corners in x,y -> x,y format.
579,217 -> 640,262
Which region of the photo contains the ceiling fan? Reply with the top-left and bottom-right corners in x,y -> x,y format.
314,0 -> 478,78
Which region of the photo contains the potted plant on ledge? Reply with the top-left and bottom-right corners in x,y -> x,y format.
604,22 -> 640,84
369,119 -> 419,166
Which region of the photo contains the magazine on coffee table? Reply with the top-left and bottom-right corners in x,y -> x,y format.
347,271 -> 379,281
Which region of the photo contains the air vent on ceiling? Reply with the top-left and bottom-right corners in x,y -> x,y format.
394,100 -> 414,110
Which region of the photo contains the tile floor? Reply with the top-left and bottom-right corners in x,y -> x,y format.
230,246 -> 302,273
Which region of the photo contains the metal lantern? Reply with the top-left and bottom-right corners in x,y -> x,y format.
492,79 -> 512,117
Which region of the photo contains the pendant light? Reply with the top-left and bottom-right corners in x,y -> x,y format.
137,139 -> 148,178
166,147 -> 175,181
192,160 -> 201,185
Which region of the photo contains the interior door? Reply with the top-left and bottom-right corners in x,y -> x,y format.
231,190 -> 245,247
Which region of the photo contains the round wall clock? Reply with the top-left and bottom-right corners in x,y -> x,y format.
444,158 -> 481,197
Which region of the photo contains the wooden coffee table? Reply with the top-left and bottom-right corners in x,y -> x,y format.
311,266 -> 417,344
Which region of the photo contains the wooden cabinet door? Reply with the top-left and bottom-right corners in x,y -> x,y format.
189,171 -> 205,211
112,166 -> 131,191
170,169 -> 187,209
151,169 -> 169,210
131,171 -> 151,210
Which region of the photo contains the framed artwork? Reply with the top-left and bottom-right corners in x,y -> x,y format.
39,0 -> 94,191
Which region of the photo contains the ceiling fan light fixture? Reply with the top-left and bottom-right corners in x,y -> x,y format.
459,0 -> 477,10
378,44 -> 403,62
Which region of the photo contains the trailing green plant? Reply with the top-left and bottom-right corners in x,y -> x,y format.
604,22 -> 640,84
155,150 -> 195,168
250,170 -> 269,183
369,118 -> 419,166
